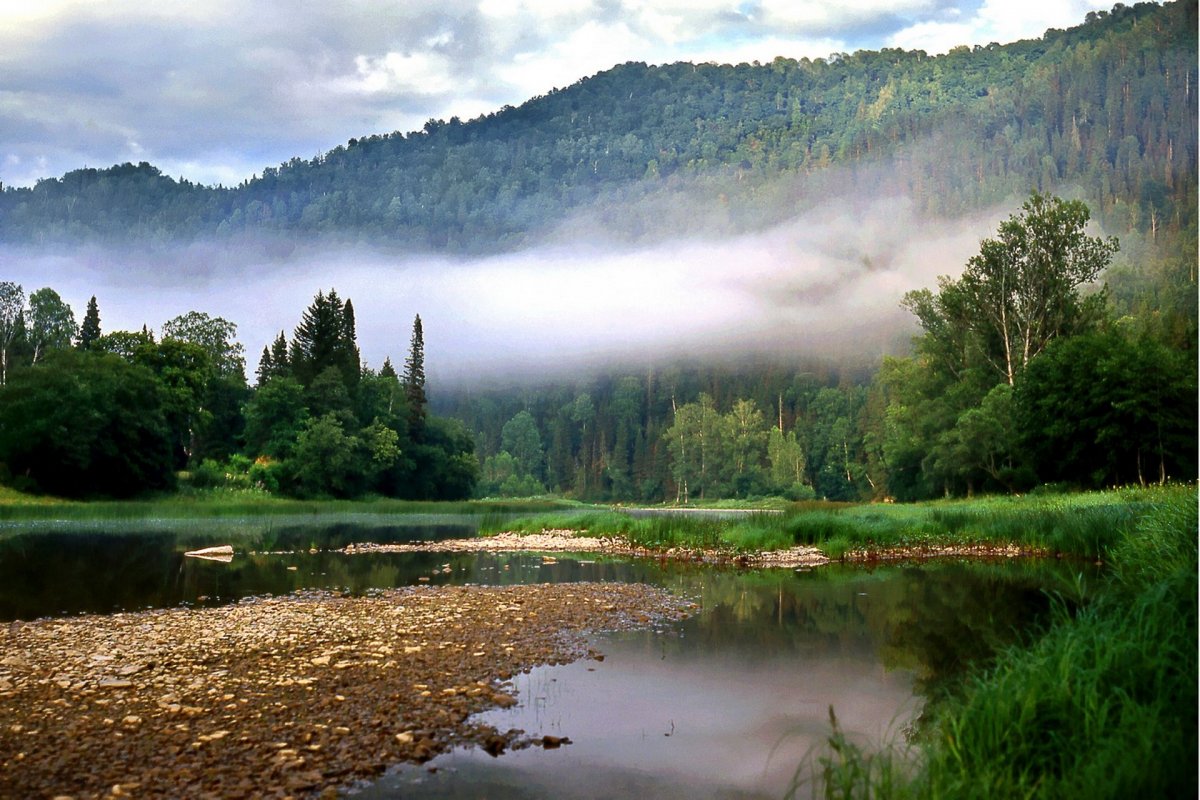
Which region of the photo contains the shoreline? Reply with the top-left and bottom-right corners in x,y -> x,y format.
0,583 -> 694,799
340,530 -> 1051,569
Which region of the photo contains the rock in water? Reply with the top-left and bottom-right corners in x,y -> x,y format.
184,545 -> 235,562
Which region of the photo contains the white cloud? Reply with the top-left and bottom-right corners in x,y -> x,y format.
759,0 -> 936,29
888,0 -> 1114,53
341,51 -> 459,96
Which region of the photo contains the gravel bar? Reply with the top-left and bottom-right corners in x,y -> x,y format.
0,583 -> 694,799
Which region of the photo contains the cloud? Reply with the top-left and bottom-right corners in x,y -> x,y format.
888,0 -> 1113,52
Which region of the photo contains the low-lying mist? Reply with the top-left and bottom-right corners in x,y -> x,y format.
1,194 -> 1005,386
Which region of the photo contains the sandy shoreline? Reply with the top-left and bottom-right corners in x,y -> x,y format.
0,583 -> 694,799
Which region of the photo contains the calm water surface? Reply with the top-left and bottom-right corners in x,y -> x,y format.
1,517 -> 1082,798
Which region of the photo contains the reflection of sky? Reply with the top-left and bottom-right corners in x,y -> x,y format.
375,629 -> 916,798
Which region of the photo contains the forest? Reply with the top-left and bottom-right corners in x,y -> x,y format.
0,288 -> 476,499
0,1 -> 1195,502
0,190 -> 1193,502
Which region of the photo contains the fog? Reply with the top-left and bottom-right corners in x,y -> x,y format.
1,194 -> 1003,385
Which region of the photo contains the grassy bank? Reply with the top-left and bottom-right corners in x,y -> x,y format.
798,486 -> 1197,799
0,486 -> 573,526
484,486 -> 1190,562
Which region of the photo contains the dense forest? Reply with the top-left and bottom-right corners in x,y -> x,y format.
0,2 -> 1194,502
446,200 -> 1196,503
0,287 -> 476,499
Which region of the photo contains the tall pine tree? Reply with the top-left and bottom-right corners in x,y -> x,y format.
289,290 -> 359,388
403,315 -> 427,438
78,296 -> 101,350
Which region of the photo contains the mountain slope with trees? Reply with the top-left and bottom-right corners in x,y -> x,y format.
1,1 -> 1194,257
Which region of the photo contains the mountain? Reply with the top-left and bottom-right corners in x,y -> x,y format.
0,0 -> 1194,256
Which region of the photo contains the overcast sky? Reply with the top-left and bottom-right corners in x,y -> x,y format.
1,0 -> 1117,189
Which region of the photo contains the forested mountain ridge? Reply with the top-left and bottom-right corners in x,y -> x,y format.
0,0 -> 1194,253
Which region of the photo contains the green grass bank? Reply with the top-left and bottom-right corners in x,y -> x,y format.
797,485 -> 1197,799
483,486 -> 1191,562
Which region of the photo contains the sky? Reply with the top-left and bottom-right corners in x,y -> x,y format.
0,0 -> 1118,190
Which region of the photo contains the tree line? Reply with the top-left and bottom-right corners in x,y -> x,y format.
0,288 -> 476,499
448,193 -> 1196,502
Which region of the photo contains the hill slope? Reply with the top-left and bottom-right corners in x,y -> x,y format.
0,1 -> 1194,254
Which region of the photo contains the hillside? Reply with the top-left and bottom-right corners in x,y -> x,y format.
0,1 -> 1194,255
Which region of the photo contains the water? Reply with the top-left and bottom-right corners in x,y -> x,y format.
0,518 -> 1082,797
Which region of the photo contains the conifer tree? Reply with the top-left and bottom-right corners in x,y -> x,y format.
78,296 -> 101,350
256,345 -> 274,387
269,332 -> 289,375
403,315 -> 427,438
290,290 -> 359,388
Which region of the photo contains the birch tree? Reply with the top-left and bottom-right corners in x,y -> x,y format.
0,282 -> 24,385
27,288 -> 77,365
912,190 -> 1118,383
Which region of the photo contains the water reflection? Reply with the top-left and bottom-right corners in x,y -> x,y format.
359,560 -> 1082,799
2,521 -> 1084,798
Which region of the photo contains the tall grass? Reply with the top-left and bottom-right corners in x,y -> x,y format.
484,487 -> 1189,562
795,487 -> 1198,799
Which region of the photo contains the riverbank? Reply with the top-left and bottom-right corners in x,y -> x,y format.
482,486 -> 1189,563
0,583 -> 694,799
340,530 -> 1047,569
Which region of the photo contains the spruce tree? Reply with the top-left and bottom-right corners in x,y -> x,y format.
403,315 -> 427,438
340,299 -> 361,384
78,295 -> 101,350
269,332 -> 289,376
290,290 -> 359,388
256,345 -> 274,387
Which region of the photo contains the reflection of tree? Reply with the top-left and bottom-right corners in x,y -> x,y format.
628,561 -> 1081,706
877,563 -> 1074,708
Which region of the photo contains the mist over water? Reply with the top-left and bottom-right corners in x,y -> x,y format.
1,194 -> 1003,384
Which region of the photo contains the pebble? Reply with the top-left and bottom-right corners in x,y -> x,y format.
0,583 -> 692,798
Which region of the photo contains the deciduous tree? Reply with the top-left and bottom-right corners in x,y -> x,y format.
26,288 -> 76,365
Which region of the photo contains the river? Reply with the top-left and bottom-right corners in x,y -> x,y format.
0,516 -> 1081,797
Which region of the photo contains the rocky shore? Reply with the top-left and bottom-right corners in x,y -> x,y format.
341,530 -> 833,568
0,583 -> 694,799
341,530 -> 1041,569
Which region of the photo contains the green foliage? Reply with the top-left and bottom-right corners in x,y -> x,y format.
0,281 -> 23,386
77,296 -> 101,350
403,315 -> 427,438
288,413 -> 366,498
25,287 -> 76,364
500,410 -> 544,482
160,310 -> 246,379
911,192 -> 1117,386
1015,330 -> 1198,488
0,349 -> 175,497
242,376 -> 309,459
289,289 -> 359,389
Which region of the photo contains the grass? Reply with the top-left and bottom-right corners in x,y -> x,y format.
0,486 -> 576,528
483,486 -> 1191,562
793,486 -> 1198,799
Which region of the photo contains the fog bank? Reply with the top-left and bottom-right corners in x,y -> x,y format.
1,194 -> 1004,385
